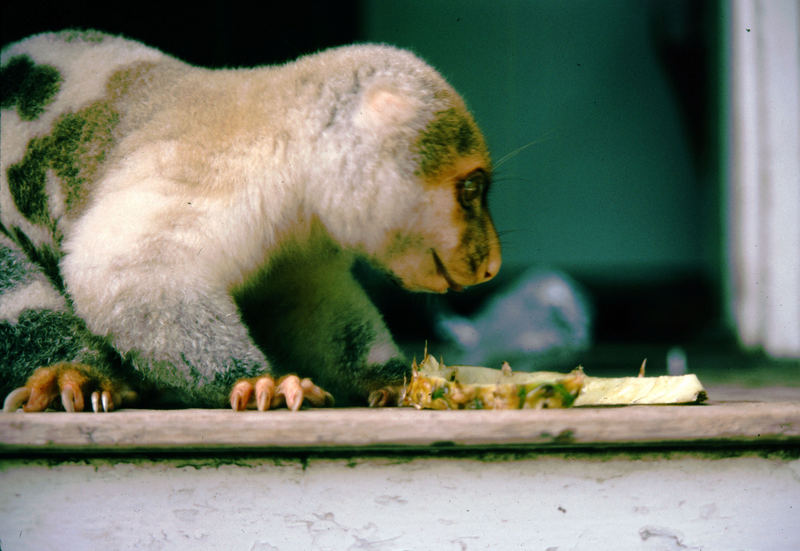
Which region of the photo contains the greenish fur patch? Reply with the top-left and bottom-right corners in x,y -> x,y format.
0,55 -> 62,121
0,309 -> 122,399
7,101 -> 119,225
58,30 -> 107,43
416,108 -> 482,177
6,139 -> 51,225
3,224 -> 64,292
341,321 -> 376,368
0,241 -> 35,293
375,357 -> 409,383
128,351 -> 263,408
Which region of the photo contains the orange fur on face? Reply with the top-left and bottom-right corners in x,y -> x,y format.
378,153 -> 501,293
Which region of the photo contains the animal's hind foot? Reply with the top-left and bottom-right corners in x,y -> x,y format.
3,362 -> 136,413
230,374 -> 334,411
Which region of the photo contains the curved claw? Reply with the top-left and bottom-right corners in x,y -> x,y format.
277,375 -> 303,412
90,391 -> 114,413
255,377 -> 275,412
60,382 -> 84,412
102,390 -> 113,412
301,378 -> 334,407
368,388 -> 390,407
368,385 -> 403,407
61,388 -> 75,412
230,381 -> 253,411
3,387 -> 31,412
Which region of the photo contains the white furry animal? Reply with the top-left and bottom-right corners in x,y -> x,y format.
0,30 -> 501,411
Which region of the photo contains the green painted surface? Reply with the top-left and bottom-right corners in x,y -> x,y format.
363,1 -> 712,277
1,446 -> 796,469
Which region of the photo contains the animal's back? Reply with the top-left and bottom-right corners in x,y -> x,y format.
1,31 -> 171,251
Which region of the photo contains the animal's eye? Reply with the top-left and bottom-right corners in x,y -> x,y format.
458,170 -> 487,209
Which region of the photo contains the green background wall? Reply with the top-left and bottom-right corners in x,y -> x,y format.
362,0 -> 717,281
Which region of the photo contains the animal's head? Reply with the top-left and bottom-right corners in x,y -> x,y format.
375,105 -> 501,293
312,46 -> 501,293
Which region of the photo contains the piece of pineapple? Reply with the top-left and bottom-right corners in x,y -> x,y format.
401,354 -> 707,410
401,355 -> 585,409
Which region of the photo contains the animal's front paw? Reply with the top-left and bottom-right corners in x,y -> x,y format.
3,362 -> 137,413
368,385 -> 405,407
230,375 -> 334,412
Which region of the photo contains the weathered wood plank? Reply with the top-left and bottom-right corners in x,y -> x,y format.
1,400 -> 798,454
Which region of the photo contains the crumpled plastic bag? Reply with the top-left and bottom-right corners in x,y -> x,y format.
435,268 -> 592,371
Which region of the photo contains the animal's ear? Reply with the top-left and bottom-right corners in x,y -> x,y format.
355,84 -> 420,130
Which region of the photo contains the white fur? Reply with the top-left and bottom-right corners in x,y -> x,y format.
0,279 -> 67,323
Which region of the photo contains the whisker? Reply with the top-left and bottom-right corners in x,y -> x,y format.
493,131 -> 557,169
493,228 -> 534,249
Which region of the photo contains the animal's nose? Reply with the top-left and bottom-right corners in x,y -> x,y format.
476,247 -> 501,284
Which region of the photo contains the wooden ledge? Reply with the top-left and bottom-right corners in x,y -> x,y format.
1,399 -> 798,455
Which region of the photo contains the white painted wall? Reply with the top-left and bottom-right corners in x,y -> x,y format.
1,454 -> 798,550
729,0 -> 800,357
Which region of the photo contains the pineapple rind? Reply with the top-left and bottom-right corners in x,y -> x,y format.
573,374 -> 707,405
